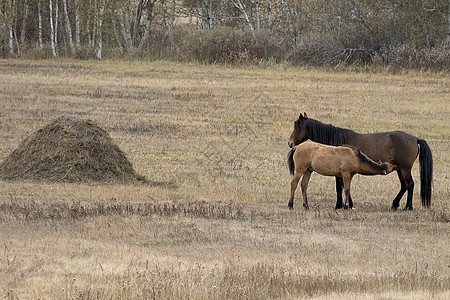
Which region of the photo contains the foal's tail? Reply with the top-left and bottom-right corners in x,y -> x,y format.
287,147 -> 296,176
418,139 -> 433,208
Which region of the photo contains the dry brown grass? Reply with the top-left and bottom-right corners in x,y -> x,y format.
0,59 -> 449,299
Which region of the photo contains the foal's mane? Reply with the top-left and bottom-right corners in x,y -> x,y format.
342,144 -> 386,173
304,118 -> 356,146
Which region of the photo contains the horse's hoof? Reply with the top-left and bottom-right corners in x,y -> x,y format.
391,206 -> 398,211
303,204 -> 309,210
335,205 -> 343,210
288,203 -> 294,210
403,206 -> 413,211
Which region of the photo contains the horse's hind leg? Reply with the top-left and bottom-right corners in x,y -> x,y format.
403,170 -> 414,210
348,194 -> 354,209
392,170 -> 407,210
300,169 -> 312,210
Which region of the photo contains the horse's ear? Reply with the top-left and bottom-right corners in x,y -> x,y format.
298,113 -> 304,121
304,112 -> 308,118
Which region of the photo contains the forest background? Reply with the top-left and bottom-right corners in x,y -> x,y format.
1,0 -> 450,69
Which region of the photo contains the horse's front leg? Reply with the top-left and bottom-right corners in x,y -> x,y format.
289,173 -> 302,209
335,177 -> 344,209
300,169 -> 312,210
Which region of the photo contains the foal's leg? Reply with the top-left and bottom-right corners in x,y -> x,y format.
341,173 -> 354,209
300,169 -> 312,210
289,172 -> 303,209
392,170 -> 407,210
335,177 -> 344,209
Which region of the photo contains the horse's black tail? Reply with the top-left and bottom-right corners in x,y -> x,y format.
287,147 -> 296,176
418,139 -> 433,208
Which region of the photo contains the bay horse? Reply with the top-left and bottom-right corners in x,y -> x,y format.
287,141 -> 397,209
288,113 -> 433,210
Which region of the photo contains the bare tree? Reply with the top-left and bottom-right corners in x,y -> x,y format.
201,0 -> 213,30
133,0 -> 145,46
75,2 -> 81,50
63,0 -> 76,55
119,9 -> 133,51
49,0 -> 59,57
38,0 -> 44,50
4,0 -> 16,55
266,0 -> 272,30
96,0 -> 106,59
139,0 -> 157,50
231,0 -> 255,36
20,0 -> 29,50
255,0 -> 260,31
446,0 -> 450,45
168,0 -> 176,44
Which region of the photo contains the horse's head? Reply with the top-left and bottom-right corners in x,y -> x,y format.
288,113 -> 309,148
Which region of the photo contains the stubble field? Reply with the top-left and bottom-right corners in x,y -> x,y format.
0,59 -> 449,299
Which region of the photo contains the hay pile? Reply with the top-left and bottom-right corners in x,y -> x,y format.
0,115 -> 145,183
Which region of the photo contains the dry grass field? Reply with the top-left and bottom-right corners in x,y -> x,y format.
0,59 -> 449,299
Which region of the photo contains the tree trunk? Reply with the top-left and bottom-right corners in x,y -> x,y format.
5,0 -> 14,55
20,0 -> 29,50
119,10 -> 133,51
231,0 -> 255,36
138,0 -> 156,50
255,0 -> 260,31
111,16 -> 124,54
63,0 -> 76,55
446,0 -> 450,45
133,0 -> 144,46
49,0 -> 58,57
201,1 -> 212,30
8,22 -> 14,55
168,0 -> 176,44
87,0 -> 94,49
96,0 -> 106,59
55,0 -> 59,51
38,0 -> 44,50
75,10 -> 81,50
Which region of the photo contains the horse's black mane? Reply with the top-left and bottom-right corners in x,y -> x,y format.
305,118 -> 356,146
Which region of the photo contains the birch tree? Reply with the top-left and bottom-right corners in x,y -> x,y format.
133,0 -> 144,46
446,0 -> 450,44
3,0 -> 16,55
96,0 -> 106,59
20,0 -> 29,50
231,0 -> 255,36
49,0 -> 59,57
168,0 -> 176,44
37,0 -> 44,50
138,0 -> 157,50
75,1 -> 81,50
63,0 -> 76,55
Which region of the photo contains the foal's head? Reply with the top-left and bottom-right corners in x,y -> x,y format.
288,113 -> 309,148
381,161 -> 398,174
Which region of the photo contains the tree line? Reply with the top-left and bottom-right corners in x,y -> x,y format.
1,0 -> 450,68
